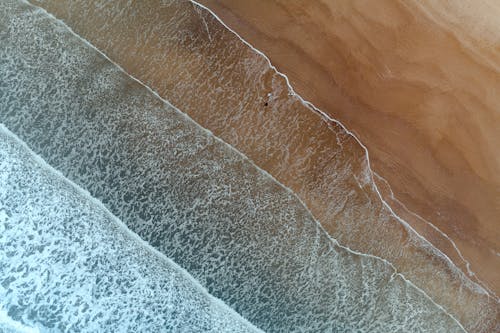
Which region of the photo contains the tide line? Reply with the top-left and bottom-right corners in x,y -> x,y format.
373,171 -> 496,297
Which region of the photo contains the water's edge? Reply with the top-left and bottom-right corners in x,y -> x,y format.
187,0 -> 496,301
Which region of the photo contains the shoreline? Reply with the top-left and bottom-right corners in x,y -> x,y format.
196,0 -> 500,296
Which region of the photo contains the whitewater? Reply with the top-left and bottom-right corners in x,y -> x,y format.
0,125 -> 263,332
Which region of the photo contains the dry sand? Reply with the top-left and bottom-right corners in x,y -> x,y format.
198,0 -> 500,294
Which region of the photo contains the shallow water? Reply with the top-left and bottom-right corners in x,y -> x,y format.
0,1 -> 470,332
0,126 -> 261,333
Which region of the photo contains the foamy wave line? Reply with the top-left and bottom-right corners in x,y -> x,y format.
187,0 -> 497,302
373,172 -> 496,297
25,0 -> 471,330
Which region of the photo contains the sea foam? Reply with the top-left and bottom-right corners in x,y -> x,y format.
0,125 -> 262,332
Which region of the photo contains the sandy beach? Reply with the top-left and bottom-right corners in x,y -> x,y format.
197,0 -> 500,294
28,0 -> 499,331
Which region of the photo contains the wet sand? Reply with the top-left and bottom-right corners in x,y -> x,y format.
198,0 -> 500,294
28,0 -> 499,331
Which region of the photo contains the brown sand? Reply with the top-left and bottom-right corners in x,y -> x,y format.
197,0 -> 500,294
31,0 -> 499,331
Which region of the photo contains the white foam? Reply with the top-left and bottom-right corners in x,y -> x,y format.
373,172 -> 496,296
0,306 -> 40,333
0,124 -> 263,332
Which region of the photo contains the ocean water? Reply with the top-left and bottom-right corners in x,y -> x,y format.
0,1 -> 469,332
0,127 -> 259,332
21,1 -> 498,332
0,126 -> 262,333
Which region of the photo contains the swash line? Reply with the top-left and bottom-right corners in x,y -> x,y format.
188,0 -> 497,301
373,171 -> 497,298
